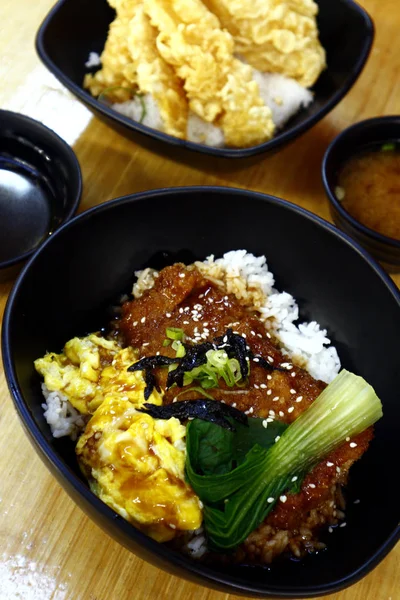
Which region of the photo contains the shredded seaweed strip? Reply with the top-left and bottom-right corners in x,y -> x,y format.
166,342 -> 214,388
128,356 -> 178,399
214,329 -> 249,378
127,328 -> 286,399
138,399 -> 248,431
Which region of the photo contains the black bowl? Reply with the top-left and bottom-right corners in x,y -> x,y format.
2,187 -> 399,598
0,110 -> 82,281
322,116 -> 400,272
36,0 -> 374,159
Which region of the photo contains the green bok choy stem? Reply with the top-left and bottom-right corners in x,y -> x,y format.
186,369 -> 383,550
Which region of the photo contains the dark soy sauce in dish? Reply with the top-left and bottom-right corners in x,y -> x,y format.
0,154 -> 57,263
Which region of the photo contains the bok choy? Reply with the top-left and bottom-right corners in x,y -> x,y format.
185,369 -> 383,551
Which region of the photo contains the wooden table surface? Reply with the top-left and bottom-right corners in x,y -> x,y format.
0,1 -> 399,598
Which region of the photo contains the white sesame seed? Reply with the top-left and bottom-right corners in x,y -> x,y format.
242,333 -> 247,338
266,417 -> 274,423
250,330 -> 256,336
267,389 -> 272,395
291,476 -> 298,482
266,333 -> 271,339
169,524 -> 176,529
254,384 -> 259,389
309,483 -> 316,489
279,411 -> 284,417
253,357 -> 259,362
248,407 -> 254,414
203,322 -> 208,327
290,389 -> 296,394
354,499 -> 360,504
288,406 -> 294,413
336,466 -> 341,473
133,321 -> 138,327
291,372 -> 296,377
339,522 -> 347,528
166,313 -> 171,318
262,420 -> 268,429
267,356 -> 274,363
280,495 -> 287,503
232,402 -> 237,408
345,436 -> 350,441
275,436 -> 280,443
199,294 -> 204,299
269,409 -> 275,416
267,375 -> 272,380
296,396 -> 303,402
141,316 -> 146,323
156,351 -> 160,356
260,383 -> 267,389
326,462 -> 334,467
142,342 -> 149,347
179,273 -> 185,278
257,333 -> 262,338
179,308 -> 183,313
183,320 -> 189,325
349,442 -> 357,448
328,527 -> 333,533
272,396 -> 279,401
267,497 -> 275,503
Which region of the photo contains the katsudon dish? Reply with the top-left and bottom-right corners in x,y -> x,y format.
83,0 -> 326,148
35,251 -> 382,564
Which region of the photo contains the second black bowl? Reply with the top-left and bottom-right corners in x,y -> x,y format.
36,0 -> 374,159
322,116 -> 400,272
2,187 -> 400,598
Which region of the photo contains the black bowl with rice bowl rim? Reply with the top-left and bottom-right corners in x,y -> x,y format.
2,186 -> 400,598
35,0 -> 374,159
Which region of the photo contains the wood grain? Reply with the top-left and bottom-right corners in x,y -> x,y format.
0,1 -> 399,598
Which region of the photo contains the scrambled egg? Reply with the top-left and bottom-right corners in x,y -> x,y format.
77,397 -> 202,541
35,334 -> 202,541
201,0 -> 326,87
34,334 -> 162,415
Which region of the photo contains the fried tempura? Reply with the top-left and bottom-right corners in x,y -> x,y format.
201,0 -> 326,87
84,0 -> 187,138
143,0 -> 275,147
83,9 -> 137,102
126,5 -> 188,139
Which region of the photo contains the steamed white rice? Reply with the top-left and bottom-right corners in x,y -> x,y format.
111,71 -> 313,147
41,384 -> 86,440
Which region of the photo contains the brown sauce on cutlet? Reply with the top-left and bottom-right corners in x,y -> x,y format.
120,263 -> 373,537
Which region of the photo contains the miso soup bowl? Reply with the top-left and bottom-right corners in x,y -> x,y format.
322,116 -> 400,272
2,187 -> 400,597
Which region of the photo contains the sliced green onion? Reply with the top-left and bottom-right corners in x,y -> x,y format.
162,339 -> 171,347
174,341 -> 186,358
98,87 -> 146,123
166,327 -> 185,341
381,142 -> 396,152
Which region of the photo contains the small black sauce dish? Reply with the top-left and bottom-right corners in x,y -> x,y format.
0,110 -> 82,281
322,116 -> 400,273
